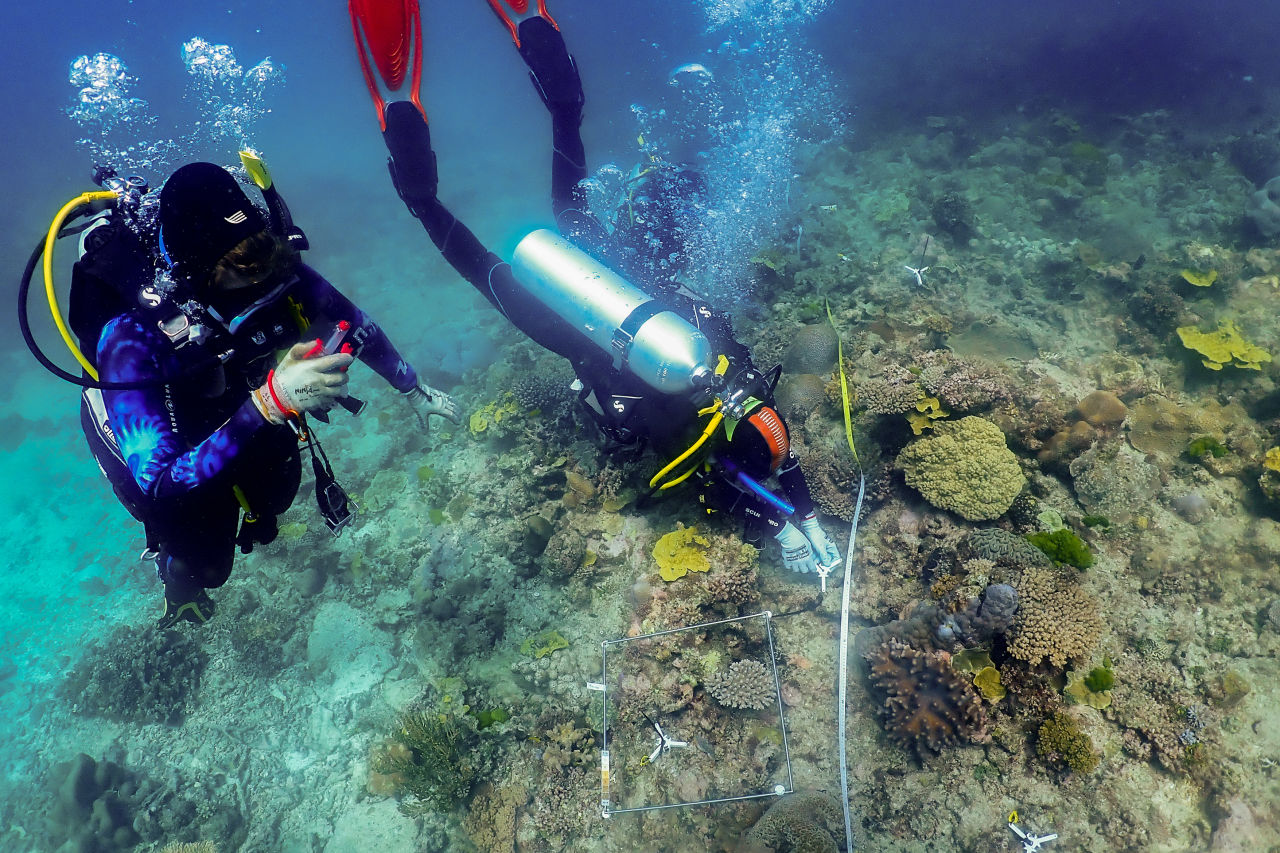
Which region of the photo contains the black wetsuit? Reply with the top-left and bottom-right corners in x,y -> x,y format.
383,16 -> 813,538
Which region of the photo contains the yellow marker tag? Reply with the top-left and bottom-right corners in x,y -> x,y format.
1009,811 -> 1019,824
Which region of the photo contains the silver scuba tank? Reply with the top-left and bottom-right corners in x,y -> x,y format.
510,228 -> 714,395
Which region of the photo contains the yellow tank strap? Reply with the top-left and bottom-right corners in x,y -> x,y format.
232,485 -> 255,518
45,191 -> 118,381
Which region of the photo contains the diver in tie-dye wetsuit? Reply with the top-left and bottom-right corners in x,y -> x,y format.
82,162 -> 459,628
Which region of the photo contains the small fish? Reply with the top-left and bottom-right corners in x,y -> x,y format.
819,204 -> 838,211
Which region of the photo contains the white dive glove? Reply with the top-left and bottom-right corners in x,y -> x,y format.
775,521 -> 820,574
254,342 -> 354,425
800,512 -> 842,570
402,384 -> 461,431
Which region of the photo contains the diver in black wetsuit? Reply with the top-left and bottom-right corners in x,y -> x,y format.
351,3 -> 840,575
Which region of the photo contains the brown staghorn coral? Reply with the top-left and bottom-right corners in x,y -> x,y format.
863,638 -> 987,756
1007,565 -> 1103,668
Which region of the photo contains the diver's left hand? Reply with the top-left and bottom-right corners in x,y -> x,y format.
402,384 -> 460,431
800,512 -> 842,571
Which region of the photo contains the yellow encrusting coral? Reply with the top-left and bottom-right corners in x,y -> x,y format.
653,525 -> 711,581
973,666 -> 1006,701
1178,268 -> 1218,287
1176,320 -> 1272,371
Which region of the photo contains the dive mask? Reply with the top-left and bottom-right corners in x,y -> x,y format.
207,272 -> 299,337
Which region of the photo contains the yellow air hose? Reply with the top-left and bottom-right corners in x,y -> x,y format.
648,355 -> 732,490
44,191 -> 118,381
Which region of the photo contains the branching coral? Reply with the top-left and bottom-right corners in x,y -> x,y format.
1008,565 -> 1103,668
377,710 -> 478,814
863,638 -> 988,756
706,659 -> 776,710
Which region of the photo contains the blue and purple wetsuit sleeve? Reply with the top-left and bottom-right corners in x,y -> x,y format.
292,265 -> 419,393
99,268 -> 419,499
98,314 -> 268,500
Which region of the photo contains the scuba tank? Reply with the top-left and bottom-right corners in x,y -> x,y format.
510,228 -> 714,396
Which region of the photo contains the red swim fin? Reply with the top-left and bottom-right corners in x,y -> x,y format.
349,0 -> 425,130
485,0 -> 558,48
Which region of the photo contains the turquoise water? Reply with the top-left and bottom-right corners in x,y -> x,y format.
5,1 -> 1280,851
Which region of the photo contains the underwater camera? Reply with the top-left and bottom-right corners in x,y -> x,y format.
316,473 -> 355,535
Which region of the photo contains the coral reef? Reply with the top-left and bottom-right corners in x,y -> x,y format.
858,375 -> 922,416
510,371 -> 575,413
782,323 -> 840,375
917,352 -> 1009,414
706,659 -> 776,710
738,790 -> 847,853
1007,565 -> 1103,667
61,624 -> 207,724
895,416 -> 1026,520
863,638 -> 988,756
1036,712 -> 1100,774
1069,438 -> 1160,522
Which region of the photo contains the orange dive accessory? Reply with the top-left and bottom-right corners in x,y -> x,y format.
349,0 -> 425,129
485,0 -> 558,48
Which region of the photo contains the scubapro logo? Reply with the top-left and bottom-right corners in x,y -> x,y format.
224,210 -> 249,224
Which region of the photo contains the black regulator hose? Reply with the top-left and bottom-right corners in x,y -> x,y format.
18,234 -> 226,391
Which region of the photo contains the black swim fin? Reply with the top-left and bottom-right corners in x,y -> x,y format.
383,100 -> 438,215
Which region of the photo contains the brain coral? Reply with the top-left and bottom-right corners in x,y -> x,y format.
895,416 -> 1026,521
961,528 -> 1052,570
775,372 -> 829,420
863,638 -> 987,756
1008,565 -> 1103,667
705,659 -> 776,710
782,323 -> 840,375
741,791 -> 846,853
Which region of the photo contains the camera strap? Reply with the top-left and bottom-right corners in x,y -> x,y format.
298,419 -> 356,535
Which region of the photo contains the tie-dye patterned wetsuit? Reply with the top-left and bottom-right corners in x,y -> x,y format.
84,263 -> 419,596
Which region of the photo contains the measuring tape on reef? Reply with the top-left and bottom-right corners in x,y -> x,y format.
828,302 -> 863,853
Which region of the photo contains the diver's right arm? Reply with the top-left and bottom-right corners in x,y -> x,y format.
98,315 -> 274,499
98,316 -> 351,498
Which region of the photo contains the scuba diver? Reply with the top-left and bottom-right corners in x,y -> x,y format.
22,154 -> 459,628
348,0 -> 841,576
